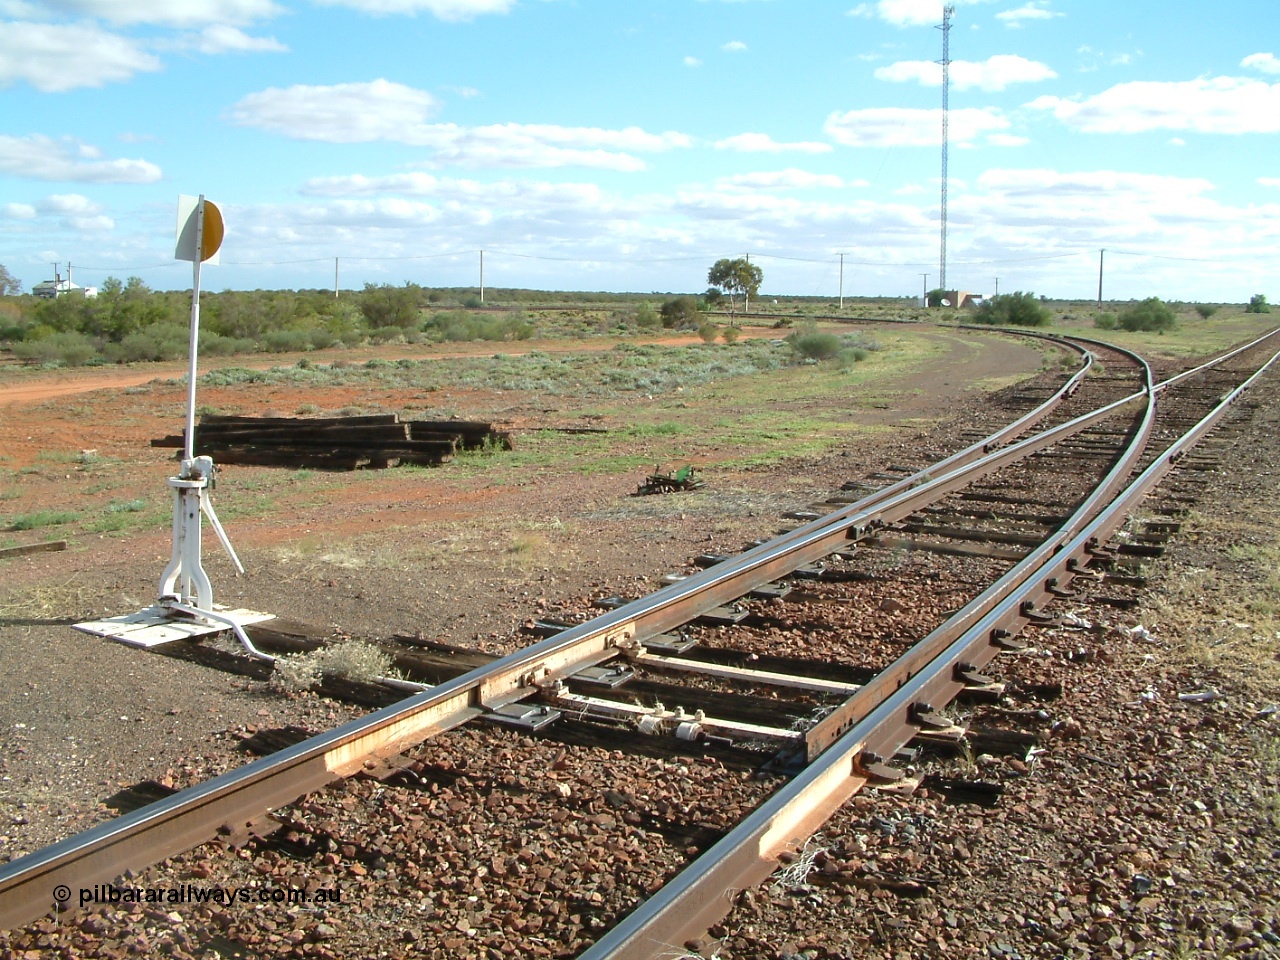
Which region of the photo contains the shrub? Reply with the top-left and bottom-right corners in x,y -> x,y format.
973,292 -> 1051,327
1119,297 -> 1176,332
1246,294 -> 1270,314
660,296 -> 700,329
200,331 -> 256,356
359,283 -> 422,329
788,331 -> 841,361
12,331 -> 98,366
366,326 -> 406,345
1194,304 -> 1218,319
108,324 -> 190,362
721,325 -> 740,344
422,310 -> 533,342
261,329 -> 314,353
837,347 -> 869,369
634,301 -> 661,330
1094,312 -> 1118,330
697,322 -> 719,343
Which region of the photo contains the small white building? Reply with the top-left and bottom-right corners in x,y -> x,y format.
32,273 -> 97,299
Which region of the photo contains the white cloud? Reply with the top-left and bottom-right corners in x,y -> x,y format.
825,106 -> 1009,147
415,124 -> 692,171
874,0 -> 988,27
35,0 -> 282,26
722,40 -> 747,52
684,55 -> 702,67
969,168 -> 1222,230
716,169 -> 856,191
1242,52 -> 1280,75
0,134 -> 162,182
2,202 -> 37,219
35,192 -> 115,231
229,79 -> 442,141
0,21 -> 161,90
846,4 -> 874,17
230,81 -> 691,171
715,132 -> 833,154
875,54 -> 1055,90
996,2 -> 1061,26
876,0 -> 945,26
302,173 -> 611,209
1259,177 -> 1280,188
190,24 -> 287,53
230,80 -> 693,170
311,0 -> 516,19
987,133 -> 1029,146
1028,76 -> 1280,135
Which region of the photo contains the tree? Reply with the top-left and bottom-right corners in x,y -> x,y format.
0,263 -> 21,295
707,258 -> 763,315
973,291 -> 1051,327
1246,294 -> 1270,314
360,283 -> 422,330
1119,297 -> 1176,332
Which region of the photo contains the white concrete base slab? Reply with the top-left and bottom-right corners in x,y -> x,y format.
74,605 -> 275,648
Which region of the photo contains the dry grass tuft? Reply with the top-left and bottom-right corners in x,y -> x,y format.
270,640 -> 394,694
0,580 -> 94,620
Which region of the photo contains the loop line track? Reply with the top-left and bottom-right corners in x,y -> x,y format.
2,327 -> 1278,947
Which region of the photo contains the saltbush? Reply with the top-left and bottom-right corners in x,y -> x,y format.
261,329 -> 314,353
788,331 -> 841,361
634,302 -> 661,330
12,331 -> 98,366
973,292 -> 1051,327
1118,297 -> 1176,332
661,296 -> 701,329
111,324 -> 189,362
1094,312 -> 1118,330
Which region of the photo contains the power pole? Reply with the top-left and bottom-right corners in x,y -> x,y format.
838,253 -> 845,309
334,257 -> 339,298
480,249 -> 485,304
1097,249 -> 1105,308
936,4 -> 955,295
744,253 -> 750,313
920,273 -> 930,308
994,277 -> 999,297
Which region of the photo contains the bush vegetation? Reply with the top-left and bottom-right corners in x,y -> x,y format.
660,296 -> 701,329
972,291 -> 1051,327
1119,297 -> 1177,332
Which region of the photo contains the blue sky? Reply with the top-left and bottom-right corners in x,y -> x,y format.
1,0 -> 1277,302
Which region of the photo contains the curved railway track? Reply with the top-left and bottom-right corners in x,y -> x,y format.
2,327 -> 1278,958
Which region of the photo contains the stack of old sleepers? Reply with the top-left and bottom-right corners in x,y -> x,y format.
151,413 -> 511,470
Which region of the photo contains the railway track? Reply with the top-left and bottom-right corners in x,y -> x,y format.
2,328 -> 1278,958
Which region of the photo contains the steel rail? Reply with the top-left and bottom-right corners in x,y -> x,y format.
579,345 -> 1280,960
0,331 -> 1259,932
0,334 -> 1091,932
0,336 -> 1182,930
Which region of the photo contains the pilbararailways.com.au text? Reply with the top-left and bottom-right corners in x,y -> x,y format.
71,883 -> 341,908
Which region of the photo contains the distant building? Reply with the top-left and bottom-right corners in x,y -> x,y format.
940,290 -> 981,308
32,271 -> 97,299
